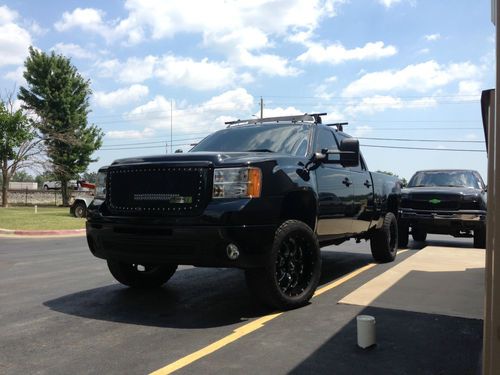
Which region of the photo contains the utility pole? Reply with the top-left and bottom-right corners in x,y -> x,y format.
260,97 -> 264,119
170,99 -> 173,153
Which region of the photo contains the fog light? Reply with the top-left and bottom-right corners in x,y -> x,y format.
226,243 -> 240,260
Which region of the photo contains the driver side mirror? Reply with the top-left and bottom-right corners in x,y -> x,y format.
321,138 -> 360,167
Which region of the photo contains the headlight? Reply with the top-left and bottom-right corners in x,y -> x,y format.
95,170 -> 107,199
213,167 -> 262,199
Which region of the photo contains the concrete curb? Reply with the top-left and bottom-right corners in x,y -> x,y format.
0,228 -> 85,236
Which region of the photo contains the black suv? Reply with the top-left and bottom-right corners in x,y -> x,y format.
399,169 -> 487,248
86,114 -> 401,309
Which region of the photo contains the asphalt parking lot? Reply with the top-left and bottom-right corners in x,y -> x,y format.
0,234 -> 483,374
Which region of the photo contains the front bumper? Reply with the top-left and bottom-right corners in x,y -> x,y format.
399,209 -> 486,235
87,221 -> 276,268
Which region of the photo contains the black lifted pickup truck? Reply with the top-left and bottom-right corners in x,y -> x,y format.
398,169 -> 487,248
86,113 -> 401,310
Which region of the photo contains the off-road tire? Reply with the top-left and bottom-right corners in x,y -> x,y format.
473,225 -> 486,248
370,212 -> 398,263
245,220 -> 321,310
398,221 -> 409,248
107,260 -> 178,288
412,227 -> 427,242
73,202 -> 87,218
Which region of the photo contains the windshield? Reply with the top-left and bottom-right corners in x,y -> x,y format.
408,171 -> 482,189
190,124 -> 312,156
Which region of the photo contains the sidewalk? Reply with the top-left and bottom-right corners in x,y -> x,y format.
0,227 -> 85,237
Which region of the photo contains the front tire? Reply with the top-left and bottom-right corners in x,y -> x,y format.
73,202 -> 87,218
245,220 -> 321,310
370,212 -> 398,263
398,221 -> 409,248
107,260 -> 178,288
473,225 -> 486,248
412,227 -> 427,242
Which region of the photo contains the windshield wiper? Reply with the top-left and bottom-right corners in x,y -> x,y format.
247,149 -> 274,153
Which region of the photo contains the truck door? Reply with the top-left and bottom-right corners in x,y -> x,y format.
334,132 -> 374,233
315,127 -> 354,237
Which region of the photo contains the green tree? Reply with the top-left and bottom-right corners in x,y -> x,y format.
12,170 -> 35,182
82,171 -> 98,184
0,95 -> 41,207
19,47 -> 103,205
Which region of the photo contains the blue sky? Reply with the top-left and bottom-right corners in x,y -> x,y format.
0,0 -> 494,180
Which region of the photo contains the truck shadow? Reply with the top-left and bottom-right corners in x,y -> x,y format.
407,237 -> 474,250
43,250 -> 374,329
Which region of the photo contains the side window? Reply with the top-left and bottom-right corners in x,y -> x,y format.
315,127 -> 337,153
334,131 -> 366,171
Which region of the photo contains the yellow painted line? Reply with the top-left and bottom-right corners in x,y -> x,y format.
313,263 -> 376,297
149,259 -> 383,375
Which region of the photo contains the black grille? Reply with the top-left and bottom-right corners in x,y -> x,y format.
107,164 -> 210,216
404,193 -> 461,211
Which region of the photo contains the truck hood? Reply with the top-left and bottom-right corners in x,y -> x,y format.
111,151 -> 301,167
402,186 -> 483,197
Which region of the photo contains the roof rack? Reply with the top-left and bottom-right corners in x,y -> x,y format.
225,113 -> 327,127
326,122 -> 348,131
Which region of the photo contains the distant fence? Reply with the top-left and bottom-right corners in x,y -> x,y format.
1,189 -> 94,206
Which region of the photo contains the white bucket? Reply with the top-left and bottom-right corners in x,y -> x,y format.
357,315 -> 376,349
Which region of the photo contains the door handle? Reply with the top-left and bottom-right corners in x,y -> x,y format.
342,177 -> 352,187
364,180 -> 372,188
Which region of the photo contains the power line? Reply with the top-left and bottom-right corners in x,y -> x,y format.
361,144 -> 485,152
358,137 -> 484,143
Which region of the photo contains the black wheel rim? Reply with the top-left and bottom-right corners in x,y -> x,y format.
275,232 -> 314,297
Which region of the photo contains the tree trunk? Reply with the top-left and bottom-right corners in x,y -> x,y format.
61,179 -> 69,206
2,161 -> 9,208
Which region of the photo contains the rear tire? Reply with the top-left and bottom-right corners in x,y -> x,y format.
245,220 -> 321,310
412,227 -> 427,242
398,221 -> 409,248
370,212 -> 398,263
473,225 -> 486,248
73,202 -> 87,218
107,260 -> 177,288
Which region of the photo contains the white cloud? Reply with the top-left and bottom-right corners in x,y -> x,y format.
55,1 -> 347,76
155,56 -> 240,90
120,56 -> 157,83
343,60 -> 481,96
344,95 -> 438,115
54,8 -> 110,39
121,88 -> 255,137
351,125 -> 373,137
93,84 -> 149,108
0,6 -> 32,67
424,33 -> 441,41
0,5 -> 18,24
379,0 -> 401,7
457,80 -> 481,97
202,88 -> 254,112
96,55 -> 248,90
106,128 -> 155,139
52,43 -> 94,59
417,48 -> 430,55
233,49 -> 300,76
4,66 -> 26,86
297,41 -> 397,64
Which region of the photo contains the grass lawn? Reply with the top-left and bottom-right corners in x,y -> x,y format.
0,206 -> 85,230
